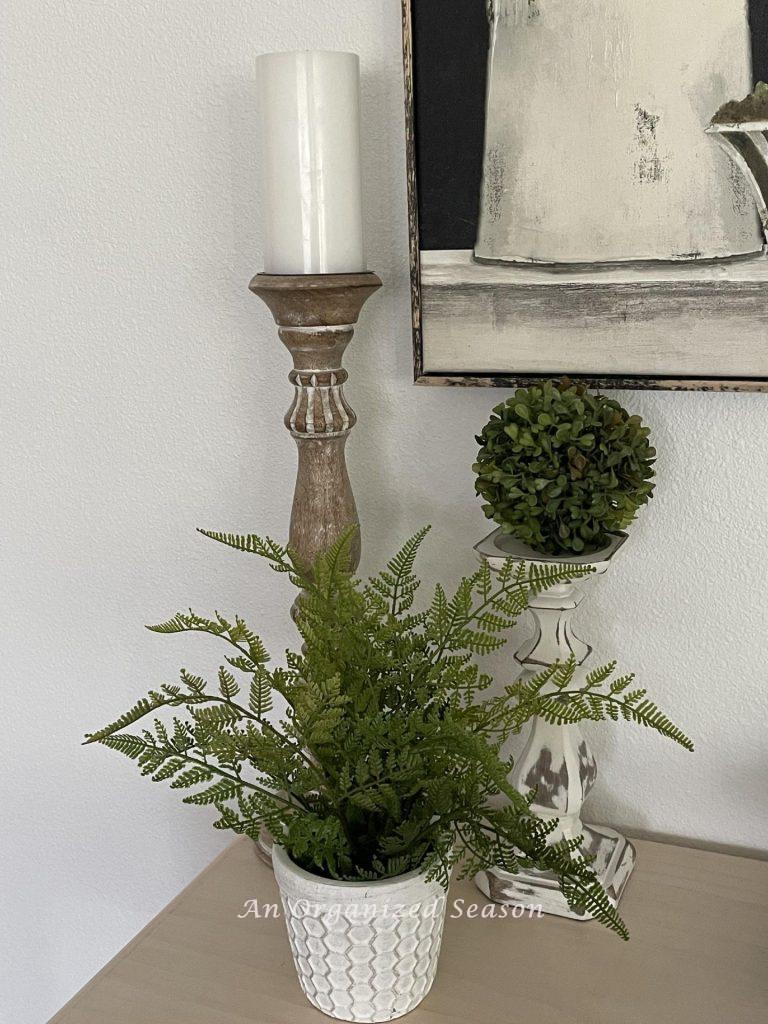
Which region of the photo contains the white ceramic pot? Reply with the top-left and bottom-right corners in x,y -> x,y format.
273,846 -> 448,1023
477,0 -> 762,264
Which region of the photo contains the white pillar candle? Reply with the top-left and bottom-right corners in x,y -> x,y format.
257,51 -> 365,275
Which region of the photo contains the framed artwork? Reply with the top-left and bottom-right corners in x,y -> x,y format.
402,1 -> 768,391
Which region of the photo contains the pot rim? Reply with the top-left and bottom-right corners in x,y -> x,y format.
272,844 -> 437,893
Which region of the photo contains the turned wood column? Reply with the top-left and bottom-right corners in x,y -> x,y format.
250,272 -> 381,575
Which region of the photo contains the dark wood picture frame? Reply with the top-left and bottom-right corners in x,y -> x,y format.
401,1 -> 768,392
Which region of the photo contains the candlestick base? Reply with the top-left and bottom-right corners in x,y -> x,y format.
476,825 -> 637,920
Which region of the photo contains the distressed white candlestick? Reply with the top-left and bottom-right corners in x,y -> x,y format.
257,50 -> 365,275
474,529 -> 636,920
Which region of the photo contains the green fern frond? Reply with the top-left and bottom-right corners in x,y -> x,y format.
183,779 -> 241,806
626,699 -> 694,751
609,673 -> 635,694
585,662 -> 617,689
147,615 -> 190,635
192,704 -> 240,729
171,766 -> 214,789
527,562 -> 591,595
197,530 -> 293,573
152,757 -> 186,782
387,526 -> 431,579
212,806 -> 240,831
218,667 -> 240,700
559,868 -> 629,940
312,527 -> 358,597
96,733 -> 149,759
84,695 -> 170,743
249,669 -> 273,717
535,668 -> 694,751
370,526 -> 431,614
180,669 -> 206,695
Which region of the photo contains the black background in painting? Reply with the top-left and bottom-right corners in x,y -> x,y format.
412,1 -> 768,251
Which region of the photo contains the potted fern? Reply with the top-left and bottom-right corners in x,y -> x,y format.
86,527 -> 689,1023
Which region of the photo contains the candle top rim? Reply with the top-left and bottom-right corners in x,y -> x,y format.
256,49 -> 359,60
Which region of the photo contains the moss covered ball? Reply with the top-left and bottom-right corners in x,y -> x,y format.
474,380 -> 656,556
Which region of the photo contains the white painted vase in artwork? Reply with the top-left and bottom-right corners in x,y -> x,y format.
273,845 -> 448,1023
476,0 -> 763,264
473,530 -> 635,919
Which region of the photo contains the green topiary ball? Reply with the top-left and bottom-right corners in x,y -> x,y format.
474,379 -> 656,556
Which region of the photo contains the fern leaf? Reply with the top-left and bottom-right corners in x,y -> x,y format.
585,663 -> 617,689
627,700 -> 694,751
387,524 -> 430,581
183,779 -> 241,805
85,694 -> 168,743
192,703 -> 240,729
170,766 -> 214,789
147,615 -> 190,635
96,733 -> 148,759
528,562 -> 594,596
609,674 -> 635,694
197,530 -> 292,571
428,583 -> 449,636
152,757 -> 186,782
249,670 -> 273,717
180,669 -> 207,695
380,527 -> 431,607
473,559 -> 493,602
218,667 -> 240,700
475,611 -> 514,634
560,869 -> 629,940
312,527 -> 358,594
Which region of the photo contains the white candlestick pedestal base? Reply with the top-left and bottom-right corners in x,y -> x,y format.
473,528 -> 636,920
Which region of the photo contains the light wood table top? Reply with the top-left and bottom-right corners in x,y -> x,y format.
50,837 -> 768,1024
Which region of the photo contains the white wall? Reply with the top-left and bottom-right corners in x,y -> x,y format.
2,3 -> 767,1021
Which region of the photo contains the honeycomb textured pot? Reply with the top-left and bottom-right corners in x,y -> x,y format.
272,846 -> 447,1022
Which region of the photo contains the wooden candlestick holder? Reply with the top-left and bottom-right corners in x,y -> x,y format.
250,272 -> 382,577
249,272 -> 381,867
